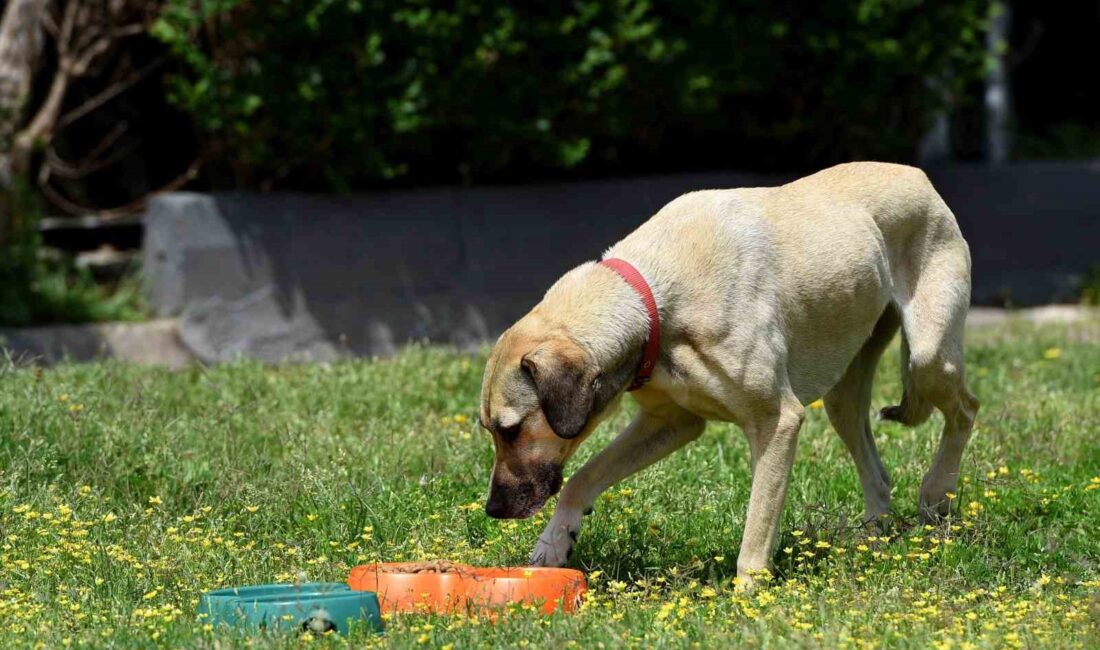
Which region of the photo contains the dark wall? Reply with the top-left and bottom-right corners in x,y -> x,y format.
144,163 -> 1100,362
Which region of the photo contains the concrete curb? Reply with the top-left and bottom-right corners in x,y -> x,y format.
0,319 -> 194,369
966,305 -> 1100,327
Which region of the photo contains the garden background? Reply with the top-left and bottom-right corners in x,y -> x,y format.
0,1 -> 1097,648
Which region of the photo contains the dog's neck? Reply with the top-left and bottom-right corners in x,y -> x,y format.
536,261 -> 653,376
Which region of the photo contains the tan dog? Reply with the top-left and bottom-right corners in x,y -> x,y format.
478,162 -> 979,586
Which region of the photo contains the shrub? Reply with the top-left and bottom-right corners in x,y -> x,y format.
0,184 -> 145,326
153,0 -> 994,190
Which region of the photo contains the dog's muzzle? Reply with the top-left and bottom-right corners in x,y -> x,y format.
485,463 -> 563,519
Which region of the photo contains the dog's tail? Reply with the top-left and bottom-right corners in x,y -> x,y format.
878,308 -> 934,426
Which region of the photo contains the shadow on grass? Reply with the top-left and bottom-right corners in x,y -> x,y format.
568,502 -> 930,587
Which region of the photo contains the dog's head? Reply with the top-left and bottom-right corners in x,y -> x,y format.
478,317 -> 625,519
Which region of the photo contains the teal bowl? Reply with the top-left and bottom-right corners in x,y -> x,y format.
199,583 -> 349,624
198,583 -> 382,636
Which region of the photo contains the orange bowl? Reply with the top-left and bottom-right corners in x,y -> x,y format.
348,564 -> 587,615
461,567 -> 587,615
348,563 -> 471,614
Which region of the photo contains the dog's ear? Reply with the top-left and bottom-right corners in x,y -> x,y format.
521,346 -> 597,440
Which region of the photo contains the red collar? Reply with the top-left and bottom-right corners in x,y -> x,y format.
599,258 -> 660,391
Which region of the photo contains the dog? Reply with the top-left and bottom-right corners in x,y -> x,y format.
478,162 -> 979,587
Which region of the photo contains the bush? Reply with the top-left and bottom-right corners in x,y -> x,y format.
0,184 -> 145,326
0,243 -> 146,326
153,0 -> 994,190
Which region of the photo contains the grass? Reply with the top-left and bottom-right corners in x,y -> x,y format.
0,320 -> 1098,648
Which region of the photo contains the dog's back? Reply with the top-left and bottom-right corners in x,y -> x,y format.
608,161 -> 973,412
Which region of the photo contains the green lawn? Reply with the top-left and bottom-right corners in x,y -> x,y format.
1,320 -> 1098,648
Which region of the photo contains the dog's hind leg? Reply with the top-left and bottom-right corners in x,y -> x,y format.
894,243 -> 980,522
825,304 -> 900,523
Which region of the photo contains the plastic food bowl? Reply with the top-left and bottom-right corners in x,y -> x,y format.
461,567 -> 587,614
348,563 -> 587,615
198,582 -> 383,635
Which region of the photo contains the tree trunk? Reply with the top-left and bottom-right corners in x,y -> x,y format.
0,0 -> 49,247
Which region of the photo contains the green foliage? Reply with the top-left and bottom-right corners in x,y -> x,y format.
0,186 -> 145,326
0,238 -> 147,326
1013,123 -> 1100,161
1079,265 -> 1100,306
153,0 -> 994,190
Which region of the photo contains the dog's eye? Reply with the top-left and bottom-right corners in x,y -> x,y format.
497,421 -> 522,442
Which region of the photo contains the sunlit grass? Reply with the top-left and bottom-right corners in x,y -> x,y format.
1,320 -> 1097,648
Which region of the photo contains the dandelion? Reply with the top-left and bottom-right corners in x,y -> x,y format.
148,496 -> 162,506
1042,347 -> 1062,360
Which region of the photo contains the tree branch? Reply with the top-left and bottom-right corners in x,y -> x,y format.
57,0 -> 79,59
57,57 -> 161,128
44,121 -> 129,178
40,158 -> 203,218
112,23 -> 147,39
40,6 -> 58,39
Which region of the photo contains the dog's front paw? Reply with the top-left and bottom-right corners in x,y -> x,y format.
919,478 -> 956,523
918,493 -> 953,524
529,523 -> 578,567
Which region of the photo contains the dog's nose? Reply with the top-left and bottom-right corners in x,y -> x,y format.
485,491 -> 508,519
